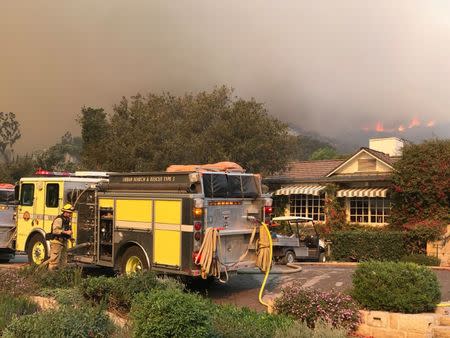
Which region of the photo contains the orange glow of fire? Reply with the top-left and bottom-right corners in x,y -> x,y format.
408,117 -> 420,129
426,120 -> 435,127
375,121 -> 384,132
398,125 -> 405,132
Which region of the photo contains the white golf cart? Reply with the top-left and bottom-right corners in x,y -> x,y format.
270,216 -> 327,264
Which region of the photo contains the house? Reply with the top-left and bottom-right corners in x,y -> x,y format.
264,137 -> 407,226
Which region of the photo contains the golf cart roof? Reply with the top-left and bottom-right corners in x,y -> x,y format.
272,216 -> 313,222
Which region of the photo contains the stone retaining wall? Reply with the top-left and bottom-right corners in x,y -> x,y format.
357,307 -> 450,338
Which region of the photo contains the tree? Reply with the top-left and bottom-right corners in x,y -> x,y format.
34,132 -> 82,172
83,86 -> 294,175
0,155 -> 36,183
77,107 -> 110,169
309,147 -> 339,160
0,112 -> 21,162
390,139 -> 450,228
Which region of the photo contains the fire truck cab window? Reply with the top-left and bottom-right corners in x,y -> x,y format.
46,184 -> 60,208
20,184 -> 35,206
203,174 -> 259,198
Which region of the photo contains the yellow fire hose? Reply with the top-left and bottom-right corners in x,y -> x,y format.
257,221 -> 273,309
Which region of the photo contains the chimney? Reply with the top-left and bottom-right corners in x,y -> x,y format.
369,137 -> 405,157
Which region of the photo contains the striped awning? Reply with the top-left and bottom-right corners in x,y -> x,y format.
275,185 -> 325,196
336,188 -> 388,198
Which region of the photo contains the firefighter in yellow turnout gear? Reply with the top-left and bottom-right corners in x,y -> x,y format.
48,204 -> 74,271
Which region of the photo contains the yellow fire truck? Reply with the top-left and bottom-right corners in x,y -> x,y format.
16,165 -> 272,277
15,171 -> 108,265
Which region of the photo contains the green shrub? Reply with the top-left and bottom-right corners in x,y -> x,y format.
352,261 -> 441,313
212,304 -> 293,338
330,230 -> 406,261
400,254 -> 441,266
80,275 -> 113,304
80,271 -> 174,312
130,288 -> 212,338
38,287 -> 84,306
19,265 -> 83,289
275,320 -> 348,338
274,284 -> 360,331
0,294 -> 38,334
2,305 -> 113,338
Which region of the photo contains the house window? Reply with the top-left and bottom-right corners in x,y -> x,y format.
358,159 -> 376,171
350,197 -> 390,224
289,194 -> 325,221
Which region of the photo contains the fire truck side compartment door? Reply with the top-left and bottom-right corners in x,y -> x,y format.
153,200 -> 181,267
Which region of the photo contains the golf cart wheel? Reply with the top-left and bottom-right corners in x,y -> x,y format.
319,252 -> 326,263
282,251 -> 296,265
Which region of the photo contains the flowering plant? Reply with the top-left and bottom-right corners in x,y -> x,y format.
274,284 -> 360,331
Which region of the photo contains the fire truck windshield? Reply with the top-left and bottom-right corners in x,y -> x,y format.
0,190 -> 14,204
202,173 -> 260,198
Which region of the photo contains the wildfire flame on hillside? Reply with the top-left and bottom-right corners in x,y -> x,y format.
362,117 -> 437,133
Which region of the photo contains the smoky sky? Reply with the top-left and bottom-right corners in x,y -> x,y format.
1,1 -> 450,154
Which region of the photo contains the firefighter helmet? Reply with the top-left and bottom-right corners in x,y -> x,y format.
61,203 -> 74,213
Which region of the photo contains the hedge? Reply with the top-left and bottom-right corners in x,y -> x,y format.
329,227 -> 443,262
400,254 -> 441,266
330,230 -> 406,261
351,261 -> 441,313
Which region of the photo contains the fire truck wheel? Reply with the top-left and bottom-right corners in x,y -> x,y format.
282,251 -> 296,265
27,234 -> 48,266
120,246 -> 149,275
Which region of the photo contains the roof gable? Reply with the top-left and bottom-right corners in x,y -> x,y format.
326,148 -> 394,177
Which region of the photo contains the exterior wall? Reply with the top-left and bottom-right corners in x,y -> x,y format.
369,137 -> 404,157
427,225 -> 450,267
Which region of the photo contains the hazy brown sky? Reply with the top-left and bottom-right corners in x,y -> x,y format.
1,1 -> 450,153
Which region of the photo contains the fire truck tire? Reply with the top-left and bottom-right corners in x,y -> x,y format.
282,251 -> 296,265
120,246 -> 149,275
27,234 -> 48,266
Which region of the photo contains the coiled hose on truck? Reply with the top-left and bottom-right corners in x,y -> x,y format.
194,222 -> 274,308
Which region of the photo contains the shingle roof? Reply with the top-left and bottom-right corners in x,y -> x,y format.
271,159 -> 345,180
361,147 -> 395,166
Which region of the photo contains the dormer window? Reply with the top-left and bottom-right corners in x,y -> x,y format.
358,159 -> 376,171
